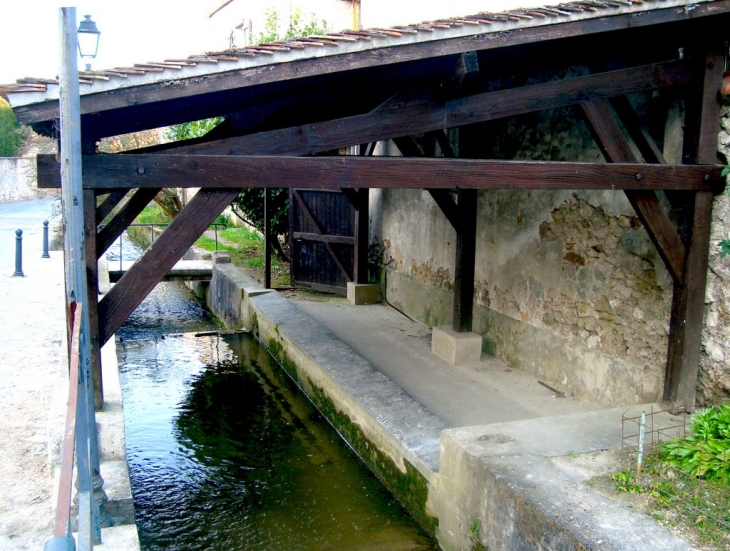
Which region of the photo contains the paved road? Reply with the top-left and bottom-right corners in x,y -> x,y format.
0,196 -> 67,549
0,196 -> 60,275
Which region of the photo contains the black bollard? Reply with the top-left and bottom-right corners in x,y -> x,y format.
42,220 -> 50,258
13,229 -> 24,277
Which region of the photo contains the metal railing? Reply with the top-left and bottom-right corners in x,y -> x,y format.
45,303 -> 96,551
113,223 -> 226,271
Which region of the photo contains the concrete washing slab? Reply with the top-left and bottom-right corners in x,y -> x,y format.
205,264 -> 698,551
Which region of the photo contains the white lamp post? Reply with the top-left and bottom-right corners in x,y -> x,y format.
77,14 -> 100,71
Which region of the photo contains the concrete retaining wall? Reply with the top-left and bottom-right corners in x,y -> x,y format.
203,263 -> 696,551
0,157 -> 38,202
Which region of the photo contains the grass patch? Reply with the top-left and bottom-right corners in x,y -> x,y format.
134,204 -> 170,225
195,225 -> 290,287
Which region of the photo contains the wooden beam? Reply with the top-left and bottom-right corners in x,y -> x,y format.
581,99 -> 687,284
96,190 -> 129,223
83,189 -> 103,409
38,154 -> 723,192
14,2 -> 728,127
98,188 -> 239,344
452,189 -> 477,333
131,60 -> 695,159
96,188 -> 161,259
353,188 -> 369,285
665,37 -> 725,410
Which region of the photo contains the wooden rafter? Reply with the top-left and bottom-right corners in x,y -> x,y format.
120,60 -> 696,159
37,154 -> 723,192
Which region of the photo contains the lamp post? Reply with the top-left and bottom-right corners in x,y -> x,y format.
77,14 -> 100,71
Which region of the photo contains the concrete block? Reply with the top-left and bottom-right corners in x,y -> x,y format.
346,282 -> 382,305
211,250 -> 231,264
431,325 -> 482,365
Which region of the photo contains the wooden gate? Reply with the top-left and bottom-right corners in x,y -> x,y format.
289,188 -> 355,295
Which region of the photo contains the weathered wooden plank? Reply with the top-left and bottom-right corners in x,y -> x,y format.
14,2 -> 728,126
138,59 -> 695,159
665,37 -> 725,410
293,232 -> 356,245
98,188 -> 239,344
38,154 -> 723,192
96,190 -> 129,223
96,188 -> 161,259
580,99 -> 687,284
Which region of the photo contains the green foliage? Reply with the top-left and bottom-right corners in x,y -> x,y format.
610,470 -> 645,493
230,188 -> 289,240
257,7 -> 328,44
212,213 -> 230,229
0,98 -> 22,157
135,204 -> 170,224
165,117 -> 223,142
660,403 -> 730,482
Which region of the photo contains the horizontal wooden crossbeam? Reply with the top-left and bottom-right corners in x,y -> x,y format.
135,59 -> 694,159
37,154 -> 723,192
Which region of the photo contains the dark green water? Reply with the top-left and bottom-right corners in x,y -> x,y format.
116,283 -> 437,551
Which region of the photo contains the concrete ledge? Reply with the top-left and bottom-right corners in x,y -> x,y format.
73,524 -> 140,550
346,282 -> 382,305
431,325 -> 482,365
435,407 -> 697,551
207,263 -> 273,329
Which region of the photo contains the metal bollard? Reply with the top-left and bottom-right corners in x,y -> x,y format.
42,220 -> 50,258
13,229 -> 24,277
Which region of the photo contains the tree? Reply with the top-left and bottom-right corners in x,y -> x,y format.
227,9 -> 330,261
0,98 -> 22,157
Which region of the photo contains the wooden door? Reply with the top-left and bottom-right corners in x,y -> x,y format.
290,189 -> 355,295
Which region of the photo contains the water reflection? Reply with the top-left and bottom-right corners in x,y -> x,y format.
118,286 -> 436,551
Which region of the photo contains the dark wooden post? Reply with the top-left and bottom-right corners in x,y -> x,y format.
264,188 -> 271,289
452,189 -> 477,332
664,36 -> 725,410
83,188 -> 103,409
353,188 -> 369,284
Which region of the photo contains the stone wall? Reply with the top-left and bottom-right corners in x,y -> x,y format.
0,157 -> 38,203
372,96 -> 730,408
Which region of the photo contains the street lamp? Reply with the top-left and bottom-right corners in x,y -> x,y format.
77,14 -> 100,71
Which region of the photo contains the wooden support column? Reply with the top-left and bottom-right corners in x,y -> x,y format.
264,188 -> 271,289
83,188 -> 103,409
353,188 -> 369,284
452,189 -> 478,333
664,37 -> 724,410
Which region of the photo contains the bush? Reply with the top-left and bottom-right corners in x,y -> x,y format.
0,98 -> 21,157
660,403 -> 730,482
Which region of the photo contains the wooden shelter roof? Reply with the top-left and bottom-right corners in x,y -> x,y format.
5,0 -> 728,138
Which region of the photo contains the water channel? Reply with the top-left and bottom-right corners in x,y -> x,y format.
113,240 -> 437,550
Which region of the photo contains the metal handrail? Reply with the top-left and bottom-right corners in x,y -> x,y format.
111,223 -> 226,271
45,304 -> 85,551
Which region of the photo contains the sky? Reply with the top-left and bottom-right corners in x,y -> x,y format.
0,0 -> 549,86
0,1 -> 218,85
